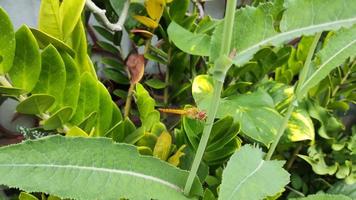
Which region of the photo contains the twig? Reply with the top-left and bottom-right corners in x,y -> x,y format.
195,1 -> 205,19
85,0 -> 130,32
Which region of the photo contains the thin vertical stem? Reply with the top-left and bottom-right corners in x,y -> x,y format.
266,32 -> 322,160
265,98 -> 296,160
124,83 -> 135,118
183,0 -> 237,195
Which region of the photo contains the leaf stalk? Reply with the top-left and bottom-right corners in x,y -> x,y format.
183,0 -> 237,195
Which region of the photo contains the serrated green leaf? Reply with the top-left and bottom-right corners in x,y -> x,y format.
8,25 -> 41,92
290,194 -> 351,200
59,0 -> 86,40
42,107 -> 73,130
0,136 -> 203,199
16,94 -> 56,115
212,0 -> 356,66
218,145 -> 290,200
168,21 -> 211,56
32,45 -> 66,110
70,73 -> 99,125
0,7 -> 16,74
297,26 -> 356,99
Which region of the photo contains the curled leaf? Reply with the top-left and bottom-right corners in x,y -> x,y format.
153,131 -> 172,160
127,54 -> 145,84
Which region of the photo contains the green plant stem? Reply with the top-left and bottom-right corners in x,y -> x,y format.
265,97 -> 296,160
266,32 -> 322,160
183,0 -> 237,195
164,48 -> 172,106
0,75 -> 12,87
296,32 -> 322,97
124,83 -> 135,118
183,80 -> 224,195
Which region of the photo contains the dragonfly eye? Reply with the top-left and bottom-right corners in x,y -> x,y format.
198,112 -> 207,120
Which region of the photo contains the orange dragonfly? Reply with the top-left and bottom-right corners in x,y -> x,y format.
158,107 -> 207,121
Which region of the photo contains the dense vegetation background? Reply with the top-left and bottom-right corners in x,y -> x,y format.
0,0 -> 355,199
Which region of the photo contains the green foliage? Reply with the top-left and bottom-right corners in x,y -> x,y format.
297,26 -> 356,99
219,145 -> 290,200
192,75 -> 283,146
168,21 -> 211,56
328,181 -> 356,198
1,0 -> 356,199
0,7 -> 15,74
290,194 -> 352,200
0,135 -> 203,200
8,25 -> 41,92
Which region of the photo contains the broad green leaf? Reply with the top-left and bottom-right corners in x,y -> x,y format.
284,108 -> 315,142
60,52 -> 80,113
218,145 -> 290,200
38,0 -> 62,39
42,107 -> 73,130
168,21 -> 211,56
70,73 -> 99,125
328,181 -> 356,199
97,41 -> 120,55
16,94 -> 55,115
290,194 -> 351,200
19,192 -> 38,200
0,136 -> 203,199
30,28 -> 75,57
103,68 -> 129,84
105,103 -> 124,140
204,138 -> 241,166
110,0 -> 125,16
8,25 -> 41,92
192,75 -> 283,146
93,83 -> 113,136
212,0 -> 356,65
0,86 -> 26,96
299,146 -> 338,175
145,0 -> 164,21
93,26 -> 114,41
68,21 -> 97,76
170,0 -> 189,22
135,83 -> 160,129
145,78 -> 167,89
59,0 -> 86,40
124,126 -> 145,144
297,26 -> 356,99
78,112 -> 98,134
0,7 -> 16,74
66,126 -> 88,137
32,45 -> 66,110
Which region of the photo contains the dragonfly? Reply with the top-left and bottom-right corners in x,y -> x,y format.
158,107 -> 207,121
